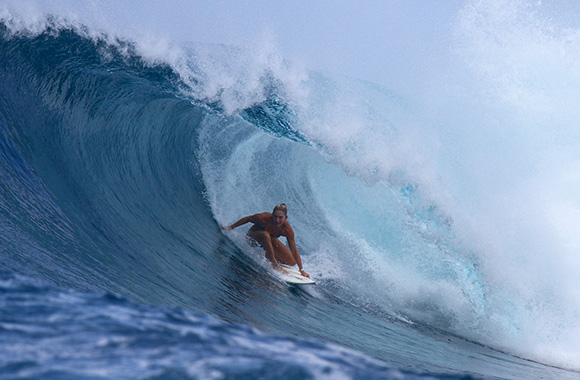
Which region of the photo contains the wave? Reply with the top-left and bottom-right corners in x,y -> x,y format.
1,4 -> 580,376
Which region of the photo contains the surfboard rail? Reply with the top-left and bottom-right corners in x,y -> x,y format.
280,264 -> 316,285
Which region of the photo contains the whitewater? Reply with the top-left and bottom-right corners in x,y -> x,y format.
1,1 -> 580,379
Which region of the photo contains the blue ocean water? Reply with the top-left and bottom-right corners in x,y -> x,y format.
1,12 -> 580,380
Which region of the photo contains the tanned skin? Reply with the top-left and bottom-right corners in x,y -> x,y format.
221,207 -> 310,278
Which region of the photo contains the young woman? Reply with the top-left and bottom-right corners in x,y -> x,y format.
221,204 -> 310,278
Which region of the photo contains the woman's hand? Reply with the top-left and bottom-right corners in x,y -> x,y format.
220,225 -> 233,230
299,269 -> 310,278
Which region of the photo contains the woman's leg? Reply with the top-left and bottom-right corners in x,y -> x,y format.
247,231 -> 280,269
247,232 -> 296,267
271,238 -> 296,266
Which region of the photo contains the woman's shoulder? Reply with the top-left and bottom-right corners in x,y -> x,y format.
250,212 -> 271,224
282,221 -> 294,237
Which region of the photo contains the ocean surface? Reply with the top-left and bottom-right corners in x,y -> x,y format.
2,4 -> 580,380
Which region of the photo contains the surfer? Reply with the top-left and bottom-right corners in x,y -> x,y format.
221,204 -> 310,278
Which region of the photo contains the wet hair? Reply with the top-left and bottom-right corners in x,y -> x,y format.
273,203 -> 288,215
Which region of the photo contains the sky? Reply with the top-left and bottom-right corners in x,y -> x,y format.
5,1 -> 580,92
1,0 -> 466,91
134,0 -> 464,89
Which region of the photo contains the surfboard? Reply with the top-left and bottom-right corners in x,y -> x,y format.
280,264 -> 315,285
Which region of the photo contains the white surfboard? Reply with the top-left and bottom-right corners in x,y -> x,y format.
280,264 -> 315,285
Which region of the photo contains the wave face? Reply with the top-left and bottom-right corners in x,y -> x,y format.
2,3 -> 580,379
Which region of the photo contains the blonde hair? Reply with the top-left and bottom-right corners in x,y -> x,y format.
273,203 -> 288,215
